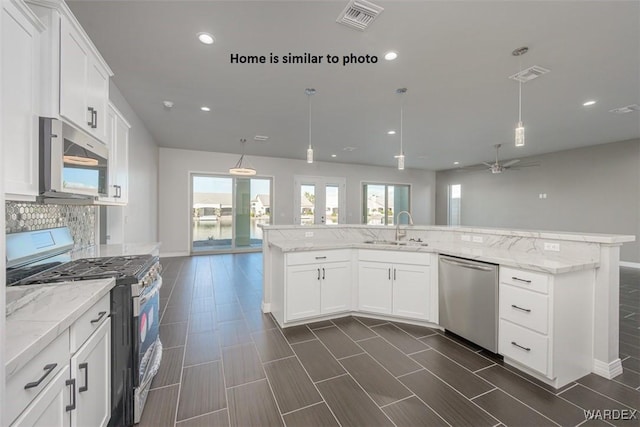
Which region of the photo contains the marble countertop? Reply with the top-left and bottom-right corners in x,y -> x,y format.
71,242 -> 161,259
269,241 -> 599,274
261,224 -> 635,245
5,278 -> 115,379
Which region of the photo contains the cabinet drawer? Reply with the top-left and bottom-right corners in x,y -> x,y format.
287,249 -> 351,266
358,249 -> 430,266
6,329 -> 70,424
499,320 -> 549,376
499,284 -> 549,334
500,266 -> 549,294
70,293 -> 110,352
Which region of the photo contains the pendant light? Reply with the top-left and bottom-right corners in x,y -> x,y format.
229,138 -> 256,176
395,88 -> 407,170
512,46 -> 528,147
305,88 -> 316,163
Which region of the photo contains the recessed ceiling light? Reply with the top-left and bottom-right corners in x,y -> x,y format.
387,130 -> 396,135
582,100 -> 596,107
343,146 -> 357,152
384,51 -> 398,61
200,106 -> 211,112
197,32 -> 215,45
163,100 -> 174,109
254,135 -> 269,141
331,154 -> 337,158
454,161 -> 460,165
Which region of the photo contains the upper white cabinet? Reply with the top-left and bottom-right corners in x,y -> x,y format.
59,15 -> 109,142
28,0 -> 113,143
2,0 -> 44,201
106,103 -> 130,203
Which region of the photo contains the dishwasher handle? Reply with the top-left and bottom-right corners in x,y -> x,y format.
440,257 -> 494,272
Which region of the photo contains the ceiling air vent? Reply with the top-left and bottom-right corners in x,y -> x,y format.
509,65 -> 551,83
609,104 -> 640,114
336,0 -> 384,31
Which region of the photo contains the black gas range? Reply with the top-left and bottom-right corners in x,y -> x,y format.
6,227 -> 163,426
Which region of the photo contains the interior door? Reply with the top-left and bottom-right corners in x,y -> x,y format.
294,176 -> 346,225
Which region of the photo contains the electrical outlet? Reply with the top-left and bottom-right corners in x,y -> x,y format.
472,236 -> 483,243
544,242 -> 560,252
461,235 -> 471,242
305,231 -> 314,238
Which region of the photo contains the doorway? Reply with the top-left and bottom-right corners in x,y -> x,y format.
191,174 -> 272,253
293,176 -> 346,225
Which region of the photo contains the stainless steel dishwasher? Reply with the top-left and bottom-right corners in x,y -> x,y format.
439,255 -> 498,352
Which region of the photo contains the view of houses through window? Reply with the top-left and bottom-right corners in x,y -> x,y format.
362,183 -> 411,225
191,174 -> 272,253
295,176 -> 346,225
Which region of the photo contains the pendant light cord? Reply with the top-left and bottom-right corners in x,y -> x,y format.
518,55 -> 522,122
308,92 -> 312,148
400,93 -> 404,155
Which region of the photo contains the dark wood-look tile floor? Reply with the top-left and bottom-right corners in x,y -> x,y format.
142,255 -> 640,426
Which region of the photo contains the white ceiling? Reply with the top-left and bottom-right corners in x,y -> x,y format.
67,0 -> 640,171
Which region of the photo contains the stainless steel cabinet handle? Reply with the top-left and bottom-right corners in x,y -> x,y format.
441,258 -> 494,271
322,268 -> 325,280
512,276 -> 532,284
87,107 -> 94,127
388,268 -> 391,280
511,341 -> 531,352
93,109 -> 98,128
315,256 -> 327,260
317,268 -> 320,280
79,363 -> 89,392
90,311 -> 107,324
65,378 -> 76,411
24,363 -> 57,389
511,304 -> 531,313
393,268 -> 396,281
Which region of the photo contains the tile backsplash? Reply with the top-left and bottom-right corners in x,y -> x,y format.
5,202 -> 96,250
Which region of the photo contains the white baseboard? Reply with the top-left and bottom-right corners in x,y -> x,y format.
619,261 -> 640,269
159,251 -> 190,258
261,302 -> 271,313
593,358 -> 623,379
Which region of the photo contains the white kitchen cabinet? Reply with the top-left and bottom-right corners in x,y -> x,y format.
104,102 -> 130,204
498,265 -> 595,388
7,295 -> 112,426
27,0 -> 113,144
11,366 -> 71,427
358,250 -> 431,321
358,262 -> 392,314
59,15 -> 108,142
2,0 -> 44,201
70,319 -> 110,427
282,250 -> 352,323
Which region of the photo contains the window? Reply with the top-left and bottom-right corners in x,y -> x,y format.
362,183 -> 411,225
448,184 -> 461,226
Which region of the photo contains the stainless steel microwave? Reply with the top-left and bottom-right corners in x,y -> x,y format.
39,117 -> 109,199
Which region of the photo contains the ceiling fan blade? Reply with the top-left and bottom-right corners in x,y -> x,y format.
510,162 -> 541,169
481,162 -> 494,167
502,159 -> 521,167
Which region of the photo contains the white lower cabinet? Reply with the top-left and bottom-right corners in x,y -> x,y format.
286,260 -> 351,322
283,250 -> 352,323
498,266 -> 594,388
358,250 -> 431,321
71,319 -> 111,427
12,367 -> 71,427
8,297 -> 112,426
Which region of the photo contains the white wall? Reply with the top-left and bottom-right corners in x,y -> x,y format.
159,148 -> 436,255
109,83 -> 159,242
436,139 -> 640,262
0,0 -> 6,413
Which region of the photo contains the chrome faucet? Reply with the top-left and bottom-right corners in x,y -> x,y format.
395,211 -> 414,241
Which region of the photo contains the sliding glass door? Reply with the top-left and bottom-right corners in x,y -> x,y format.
191,174 -> 272,253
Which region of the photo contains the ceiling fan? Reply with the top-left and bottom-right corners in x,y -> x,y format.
480,144 -> 538,174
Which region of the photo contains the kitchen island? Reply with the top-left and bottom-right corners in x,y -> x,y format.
261,224 -> 634,388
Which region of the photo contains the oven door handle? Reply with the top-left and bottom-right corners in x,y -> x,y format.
139,276 -> 163,307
